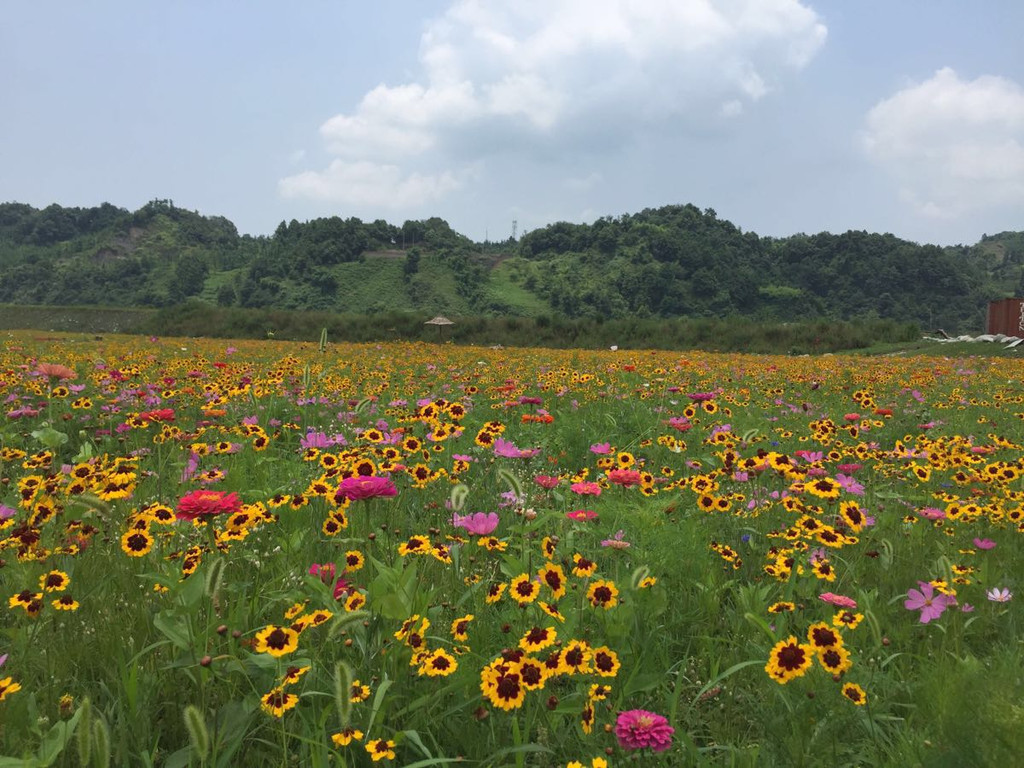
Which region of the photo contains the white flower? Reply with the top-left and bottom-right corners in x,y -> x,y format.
986,587 -> 1012,603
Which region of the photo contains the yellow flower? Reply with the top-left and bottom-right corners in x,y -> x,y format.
253,625 -> 299,657
365,738 -> 396,761
331,727 -> 364,747
260,687 -> 298,717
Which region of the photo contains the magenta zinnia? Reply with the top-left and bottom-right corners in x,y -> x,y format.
615,709 -> 674,752
335,476 -> 397,502
176,490 -> 242,521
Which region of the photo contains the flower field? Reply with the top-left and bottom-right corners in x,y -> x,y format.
1,331 -> 1023,766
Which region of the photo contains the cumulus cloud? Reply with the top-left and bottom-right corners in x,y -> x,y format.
279,159 -> 470,208
281,0 -> 826,207
863,67 -> 1024,217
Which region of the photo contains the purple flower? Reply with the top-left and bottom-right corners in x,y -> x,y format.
493,437 -> 539,458
589,442 -> 613,454
452,512 -> 499,536
615,709 -> 675,752
973,538 -> 996,550
301,431 -> 347,449
0,504 -> 16,521
835,474 -> 865,496
335,476 -> 397,502
905,581 -> 956,623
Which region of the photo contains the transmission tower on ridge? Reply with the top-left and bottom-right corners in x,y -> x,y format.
511,219 -> 518,242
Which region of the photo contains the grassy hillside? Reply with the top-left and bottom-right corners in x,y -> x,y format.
1,200 -> 1021,333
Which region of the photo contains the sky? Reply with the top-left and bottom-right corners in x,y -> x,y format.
2,1 -> 1022,247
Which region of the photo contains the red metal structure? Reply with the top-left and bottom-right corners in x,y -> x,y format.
987,298 -> 1024,336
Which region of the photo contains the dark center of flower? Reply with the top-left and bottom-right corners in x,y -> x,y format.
777,645 -> 806,670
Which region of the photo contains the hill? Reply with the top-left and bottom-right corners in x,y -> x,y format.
0,199 -> 1019,332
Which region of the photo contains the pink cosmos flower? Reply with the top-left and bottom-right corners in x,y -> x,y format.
567,509 -> 599,522
918,507 -> 946,521
835,474 -> 865,496
666,417 -> 692,432
0,504 -> 16,520
615,709 -> 675,752
973,538 -> 996,550
452,512 -> 499,535
986,587 -> 1012,603
819,592 -> 857,609
493,437 -> 540,459
335,476 -> 397,502
837,463 -> 862,474
301,431 -> 347,449
589,442 -> 613,455
905,582 -> 956,623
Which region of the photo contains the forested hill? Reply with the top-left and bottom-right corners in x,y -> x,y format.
0,200 -> 1020,333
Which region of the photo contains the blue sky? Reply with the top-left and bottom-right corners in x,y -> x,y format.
2,1 -> 1022,246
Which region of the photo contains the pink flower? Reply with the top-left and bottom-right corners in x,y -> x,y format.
37,362 -> 76,381
176,490 -> 242,522
567,509 -> 598,522
615,709 -> 675,752
986,587 -> 1012,603
589,442 -> 613,455
570,482 -> 602,497
534,475 -> 561,489
335,476 -> 397,502
452,512 -> 499,535
687,391 -> 716,402
819,592 -> 858,609
601,530 -> 631,549
607,469 -> 643,487
666,417 -> 691,432
309,563 -> 336,585
905,582 -> 956,623
333,579 -> 353,600
918,507 -> 946,521
973,538 -> 996,550
493,437 -> 540,459
835,474 -> 864,496
837,463 -> 862,474
0,504 -> 16,520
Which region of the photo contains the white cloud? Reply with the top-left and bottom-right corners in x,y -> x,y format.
281,0 -> 826,207
278,159 -> 469,208
863,67 -> 1024,217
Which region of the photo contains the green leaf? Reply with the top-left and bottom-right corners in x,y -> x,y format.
398,730 -> 433,760
153,611 -> 191,651
35,708 -> 82,766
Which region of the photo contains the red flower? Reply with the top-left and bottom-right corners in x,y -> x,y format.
566,509 -> 598,522
176,490 -> 242,521
139,408 -> 175,423
607,469 -> 643,487
335,476 -> 397,502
